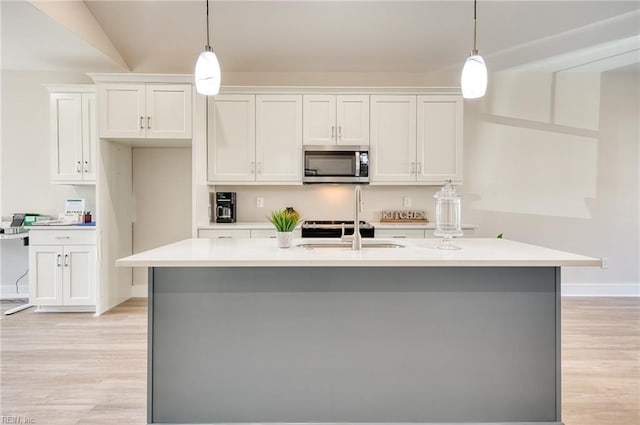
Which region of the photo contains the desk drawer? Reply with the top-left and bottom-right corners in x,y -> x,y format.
29,230 -> 96,246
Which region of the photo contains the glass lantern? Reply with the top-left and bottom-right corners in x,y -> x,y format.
433,180 -> 463,250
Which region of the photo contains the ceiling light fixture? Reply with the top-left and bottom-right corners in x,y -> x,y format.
194,0 -> 221,96
460,0 -> 487,99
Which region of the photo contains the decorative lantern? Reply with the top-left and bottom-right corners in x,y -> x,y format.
433,180 -> 463,250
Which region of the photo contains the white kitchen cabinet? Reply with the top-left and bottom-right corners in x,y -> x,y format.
303,95 -> 369,146
371,94 -> 463,184
99,84 -> 192,139
417,95 -> 463,183
370,95 -> 417,182
29,229 -> 97,310
198,228 -> 301,239
207,94 -> 302,184
198,229 -> 251,239
256,95 -> 302,182
207,95 -> 256,182
375,229 -> 426,239
49,89 -> 96,184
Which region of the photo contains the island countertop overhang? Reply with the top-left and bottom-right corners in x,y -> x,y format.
115,237 -> 602,268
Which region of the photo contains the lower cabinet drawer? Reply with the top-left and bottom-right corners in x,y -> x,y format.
29,230 -> 96,246
375,229 -> 426,239
198,229 -> 251,239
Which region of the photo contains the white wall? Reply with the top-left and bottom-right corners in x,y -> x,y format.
0,70 -> 95,297
131,147 -> 192,297
463,71 -> 639,290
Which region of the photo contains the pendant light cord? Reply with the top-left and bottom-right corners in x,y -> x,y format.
205,0 -> 211,51
472,0 -> 478,55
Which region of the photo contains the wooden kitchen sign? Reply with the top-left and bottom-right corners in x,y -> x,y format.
380,210 -> 428,222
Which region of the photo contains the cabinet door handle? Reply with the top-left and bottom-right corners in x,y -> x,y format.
338,126 -> 342,139
257,162 -> 262,175
410,162 -> 415,174
250,161 -> 255,174
417,162 -> 422,174
147,116 -> 151,129
64,254 -> 69,267
331,126 -> 335,139
84,160 -> 89,173
76,161 -> 81,173
56,254 -> 62,267
217,236 -> 232,239
55,236 -> 71,240
140,116 -> 144,129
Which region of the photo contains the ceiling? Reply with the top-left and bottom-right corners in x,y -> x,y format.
2,0 -> 639,74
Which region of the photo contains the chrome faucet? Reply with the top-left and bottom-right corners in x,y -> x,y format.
352,185 -> 363,250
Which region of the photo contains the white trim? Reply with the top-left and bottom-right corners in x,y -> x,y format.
88,73 -> 193,84
562,283 -> 640,297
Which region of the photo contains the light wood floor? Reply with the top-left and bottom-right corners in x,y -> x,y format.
1,297 -> 638,425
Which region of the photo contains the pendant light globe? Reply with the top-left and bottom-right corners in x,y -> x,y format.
194,0 -> 221,96
195,49 -> 221,96
461,54 -> 487,99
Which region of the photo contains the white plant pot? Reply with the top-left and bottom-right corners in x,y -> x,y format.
276,231 -> 293,248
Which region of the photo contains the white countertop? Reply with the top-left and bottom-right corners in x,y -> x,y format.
27,224 -> 96,230
116,237 -> 601,268
197,222 -> 477,230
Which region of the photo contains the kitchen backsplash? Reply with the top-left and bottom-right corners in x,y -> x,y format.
213,185 -> 443,222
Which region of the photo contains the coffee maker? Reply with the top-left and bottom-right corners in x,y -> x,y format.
213,192 -> 236,223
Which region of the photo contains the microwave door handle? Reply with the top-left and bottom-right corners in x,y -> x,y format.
355,152 -> 360,177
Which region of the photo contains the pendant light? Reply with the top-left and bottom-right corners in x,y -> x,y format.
460,0 -> 487,99
194,0 -> 221,96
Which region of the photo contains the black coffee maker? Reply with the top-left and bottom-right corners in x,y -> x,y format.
213,192 -> 236,223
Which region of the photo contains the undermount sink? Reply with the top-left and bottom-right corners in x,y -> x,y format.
296,240 -> 406,249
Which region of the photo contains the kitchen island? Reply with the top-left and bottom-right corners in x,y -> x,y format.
117,238 -> 600,425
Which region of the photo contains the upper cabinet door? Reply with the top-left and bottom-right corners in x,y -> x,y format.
256,95 -> 303,182
51,93 -> 83,182
208,95 -> 256,182
81,93 -> 97,182
145,85 -> 192,139
417,96 -> 463,184
99,84 -> 145,139
370,95 -> 417,182
303,95 -> 336,145
336,95 -> 369,146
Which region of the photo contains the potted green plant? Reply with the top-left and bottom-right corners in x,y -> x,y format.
267,208 -> 301,248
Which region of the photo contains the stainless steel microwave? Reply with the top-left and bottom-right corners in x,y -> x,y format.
303,145 -> 369,184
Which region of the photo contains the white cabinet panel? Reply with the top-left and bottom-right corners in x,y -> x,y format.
337,95 -> 369,145
417,96 -> 463,183
256,95 -> 302,182
99,84 -> 145,138
207,95 -> 256,182
29,246 -> 64,306
303,95 -> 335,145
99,83 -> 192,139
370,95 -> 416,182
81,93 -> 97,181
63,246 -> 96,305
146,85 -> 192,139
51,93 -> 83,182
304,95 -> 369,146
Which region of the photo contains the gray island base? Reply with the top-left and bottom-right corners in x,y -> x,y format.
148,266 -> 562,425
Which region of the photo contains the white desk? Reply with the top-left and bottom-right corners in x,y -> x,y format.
0,231 -> 32,315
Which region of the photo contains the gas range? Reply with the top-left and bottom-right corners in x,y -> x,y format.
301,220 -> 375,238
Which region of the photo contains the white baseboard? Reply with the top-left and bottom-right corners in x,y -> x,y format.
131,283 -> 148,298
562,282 -> 640,297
